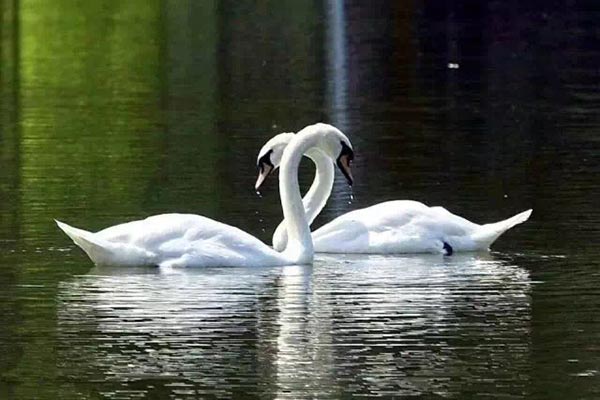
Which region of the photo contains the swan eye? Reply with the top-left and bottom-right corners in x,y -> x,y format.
257,149 -> 274,173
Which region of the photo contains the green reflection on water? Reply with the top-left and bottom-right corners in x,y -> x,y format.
152,0 -> 219,216
19,0 -> 163,237
0,0 -> 20,242
2,1 -> 166,397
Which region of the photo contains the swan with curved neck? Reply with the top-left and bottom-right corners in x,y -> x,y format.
255,133 -> 335,250
56,123 -> 354,267
256,132 -> 531,254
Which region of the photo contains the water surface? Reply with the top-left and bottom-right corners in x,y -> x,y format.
1,1 -> 599,398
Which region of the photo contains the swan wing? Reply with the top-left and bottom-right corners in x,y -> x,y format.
151,214 -> 283,268
312,201 -> 430,253
312,201 -> 481,253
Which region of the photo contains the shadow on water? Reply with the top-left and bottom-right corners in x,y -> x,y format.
56,253 -> 531,398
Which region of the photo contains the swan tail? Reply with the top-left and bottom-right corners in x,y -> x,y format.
472,209 -> 532,249
55,220 -> 117,266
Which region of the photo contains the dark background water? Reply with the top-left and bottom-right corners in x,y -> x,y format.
1,0 -> 599,398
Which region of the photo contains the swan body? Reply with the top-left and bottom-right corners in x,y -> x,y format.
256,133 -> 531,254
57,123 -> 354,267
56,214 -> 293,268
309,201 -> 532,254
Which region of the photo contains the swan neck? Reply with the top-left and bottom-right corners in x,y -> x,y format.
272,150 -> 334,251
304,151 -> 334,225
279,135 -> 318,261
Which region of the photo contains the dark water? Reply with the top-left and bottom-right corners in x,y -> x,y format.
1,1 -> 599,398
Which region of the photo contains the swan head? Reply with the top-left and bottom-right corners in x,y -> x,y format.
255,132 -> 295,190
255,123 -> 354,190
333,139 -> 354,186
299,123 -> 354,186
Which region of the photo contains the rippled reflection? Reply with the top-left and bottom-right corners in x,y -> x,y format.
57,254 -> 531,398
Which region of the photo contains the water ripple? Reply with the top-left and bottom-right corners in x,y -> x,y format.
57,254 -> 531,398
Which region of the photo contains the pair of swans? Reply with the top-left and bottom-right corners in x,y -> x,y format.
57,123 -> 531,268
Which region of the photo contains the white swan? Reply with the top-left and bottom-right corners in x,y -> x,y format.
56,123 -> 354,267
255,132 -> 531,255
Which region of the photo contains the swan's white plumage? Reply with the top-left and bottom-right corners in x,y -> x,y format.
310,201 -> 532,254
258,133 -> 532,254
56,123 -> 354,267
57,214 -> 288,267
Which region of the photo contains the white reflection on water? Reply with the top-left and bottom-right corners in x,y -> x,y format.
57,253 -> 531,398
326,0 -> 348,129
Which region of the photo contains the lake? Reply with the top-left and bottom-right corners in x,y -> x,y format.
1,0 -> 599,398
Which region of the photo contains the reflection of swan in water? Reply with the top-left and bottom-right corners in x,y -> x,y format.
57,253 -> 531,397
272,253 -> 532,397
